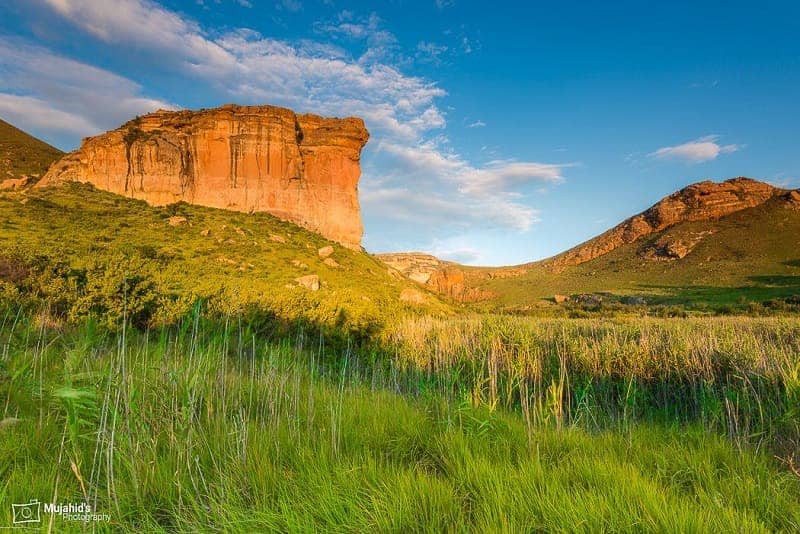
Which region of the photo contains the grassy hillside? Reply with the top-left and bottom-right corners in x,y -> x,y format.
471,196 -> 800,311
0,118 -> 63,181
0,183 -> 450,333
1,310 -> 798,531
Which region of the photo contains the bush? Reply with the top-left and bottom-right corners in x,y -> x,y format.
67,254 -> 160,330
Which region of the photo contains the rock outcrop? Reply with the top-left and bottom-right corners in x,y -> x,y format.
39,104 -> 369,249
376,252 -> 494,302
784,190 -> 800,210
375,253 -> 452,285
553,178 -> 790,268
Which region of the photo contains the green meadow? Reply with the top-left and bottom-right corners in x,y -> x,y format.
1,308 -> 799,532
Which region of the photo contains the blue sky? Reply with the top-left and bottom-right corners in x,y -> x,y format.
1,1 -> 798,265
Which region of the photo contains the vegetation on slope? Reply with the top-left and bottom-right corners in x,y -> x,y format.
0,118 -> 63,181
471,197 -> 800,311
1,310 -> 798,531
0,183 -> 450,335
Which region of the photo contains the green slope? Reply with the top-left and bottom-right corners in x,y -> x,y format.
0,118 -> 63,182
472,196 -> 800,310
0,183 -> 450,332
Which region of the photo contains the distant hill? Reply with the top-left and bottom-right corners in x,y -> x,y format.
380,178 -> 800,311
0,118 -> 63,187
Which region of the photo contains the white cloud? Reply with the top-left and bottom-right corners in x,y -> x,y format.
364,139 -> 566,230
458,160 -> 567,194
360,187 -> 539,232
40,0 -> 236,77
649,135 -> 741,163
0,94 -> 99,135
30,0 -> 566,244
376,140 -> 569,195
468,120 -> 486,128
0,37 -> 175,146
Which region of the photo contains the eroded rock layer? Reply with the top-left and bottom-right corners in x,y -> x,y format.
39,104 -> 369,248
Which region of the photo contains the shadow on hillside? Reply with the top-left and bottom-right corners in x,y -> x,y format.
748,274 -> 800,287
634,275 -> 800,306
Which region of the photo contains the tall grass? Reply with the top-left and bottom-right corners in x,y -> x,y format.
391,315 -> 800,455
0,308 -> 798,531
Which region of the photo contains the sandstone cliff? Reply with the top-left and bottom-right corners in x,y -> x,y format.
39,105 -> 369,249
552,178 -> 791,268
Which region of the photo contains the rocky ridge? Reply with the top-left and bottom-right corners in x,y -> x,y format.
552,178 -> 795,268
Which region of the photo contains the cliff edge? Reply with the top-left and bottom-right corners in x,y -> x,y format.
39,104 -> 369,249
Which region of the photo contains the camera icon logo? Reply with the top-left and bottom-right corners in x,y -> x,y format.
11,500 -> 42,524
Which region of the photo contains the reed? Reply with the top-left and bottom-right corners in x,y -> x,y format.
0,307 -> 798,531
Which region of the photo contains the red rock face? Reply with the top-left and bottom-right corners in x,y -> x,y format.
39,104 -> 369,249
553,178 -> 786,268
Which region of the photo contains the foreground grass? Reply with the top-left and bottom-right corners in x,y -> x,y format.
392,315 -> 800,456
1,312 -> 799,531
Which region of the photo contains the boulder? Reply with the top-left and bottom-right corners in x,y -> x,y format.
168,216 -> 188,227
785,190 -> 800,210
269,234 -> 287,243
318,245 -> 335,258
295,274 -> 320,291
0,176 -> 30,190
554,294 -> 569,304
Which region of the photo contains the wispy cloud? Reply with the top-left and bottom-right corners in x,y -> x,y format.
360,187 -> 540,232
276,0 -> 301,12
649,135 -> 741,163
313,11 -> 400,63
689,80 -> 719,89
416,41 -> 448,65
467,120 -> 486,128
375,140 -> 568,193
365,139 -> 569,230
0,36 -> 174,146
0,94 -> 99,135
